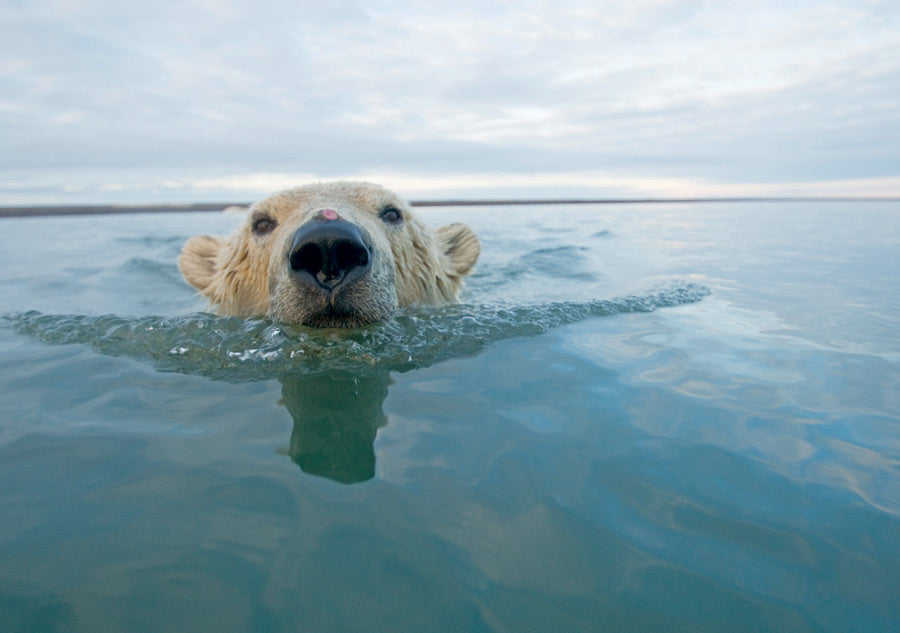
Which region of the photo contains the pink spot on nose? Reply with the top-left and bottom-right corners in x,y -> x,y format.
320,209 -> 339,221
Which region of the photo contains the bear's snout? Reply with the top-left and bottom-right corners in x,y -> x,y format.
288,219 -> 372,297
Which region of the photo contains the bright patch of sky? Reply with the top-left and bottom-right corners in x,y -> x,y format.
1,0 -> 898,203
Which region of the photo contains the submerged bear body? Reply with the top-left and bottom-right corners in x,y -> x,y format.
179,182 -> 480,327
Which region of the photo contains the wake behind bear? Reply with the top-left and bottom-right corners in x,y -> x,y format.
179,181 -> 480,328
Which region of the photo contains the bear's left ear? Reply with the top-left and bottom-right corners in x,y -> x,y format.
437,223 -> 480,277
178,234 -> 224,293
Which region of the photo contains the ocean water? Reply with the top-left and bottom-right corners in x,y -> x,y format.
0,201 -> 898,632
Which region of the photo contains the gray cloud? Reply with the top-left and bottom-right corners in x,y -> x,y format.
1,0 -> 898,202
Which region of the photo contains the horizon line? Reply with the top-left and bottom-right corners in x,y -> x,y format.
1,195 -> 898,218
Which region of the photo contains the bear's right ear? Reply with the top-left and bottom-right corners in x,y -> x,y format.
178,235 -> 224,293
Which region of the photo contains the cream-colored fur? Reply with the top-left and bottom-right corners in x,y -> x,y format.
179,181 -> 480,327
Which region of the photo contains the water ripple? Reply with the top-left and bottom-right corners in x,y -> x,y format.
3,282 -> 709,382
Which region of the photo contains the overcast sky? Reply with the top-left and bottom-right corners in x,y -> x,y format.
2,0 -> 899,203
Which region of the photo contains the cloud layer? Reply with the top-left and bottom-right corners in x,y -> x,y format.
2,0 -> 898,202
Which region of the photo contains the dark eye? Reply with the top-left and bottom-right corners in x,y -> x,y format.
252,216 -> 277,235
380,205 -> 403,225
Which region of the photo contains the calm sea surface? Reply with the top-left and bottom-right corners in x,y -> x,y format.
1,202 -> 898,632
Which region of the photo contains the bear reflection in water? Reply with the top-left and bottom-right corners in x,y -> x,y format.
280,370 -> 390,484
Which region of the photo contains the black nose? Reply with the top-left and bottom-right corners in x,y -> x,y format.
288,220 -> 372,293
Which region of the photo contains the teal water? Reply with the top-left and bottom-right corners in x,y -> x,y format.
1,202 -> 898,632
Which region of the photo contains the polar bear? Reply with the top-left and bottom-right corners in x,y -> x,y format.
179,181 -> 480,327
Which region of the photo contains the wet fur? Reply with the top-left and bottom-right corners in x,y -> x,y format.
179,181 -> 480,327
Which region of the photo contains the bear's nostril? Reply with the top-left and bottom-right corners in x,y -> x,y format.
335,240 -> 369,271
290,243 -> 324,277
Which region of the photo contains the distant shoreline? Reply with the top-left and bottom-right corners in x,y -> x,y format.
1,196 -> 898,218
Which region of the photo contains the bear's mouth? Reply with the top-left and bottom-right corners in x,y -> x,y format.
298,304 -> 378,329
268,286 -> 392,328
